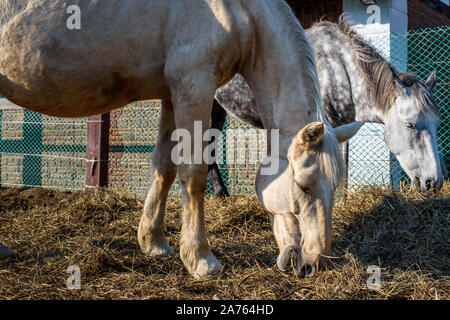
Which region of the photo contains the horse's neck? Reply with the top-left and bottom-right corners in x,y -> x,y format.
308,26 -> 385,125
240,0 -> 320,150
348,59 -> 385,124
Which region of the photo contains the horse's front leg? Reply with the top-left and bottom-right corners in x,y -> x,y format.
177,162 -> 223,278
138,99 -> 177,256
169,72 -> 222,278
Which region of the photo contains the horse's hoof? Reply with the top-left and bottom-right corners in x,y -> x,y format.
139,238 -> 174,257
0,243 -> 15,258
149,243 -> 175,257
193,252 -> 223,278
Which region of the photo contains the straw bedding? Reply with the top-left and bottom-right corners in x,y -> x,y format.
0,183 -> 448,299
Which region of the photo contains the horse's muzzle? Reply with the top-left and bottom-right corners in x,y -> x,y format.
277,245 -> 327,277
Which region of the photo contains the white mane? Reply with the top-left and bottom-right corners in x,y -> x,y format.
277,1 -> 345,189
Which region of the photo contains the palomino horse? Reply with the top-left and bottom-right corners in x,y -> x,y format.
208,18 -> 444,195
0,0 -> 362,277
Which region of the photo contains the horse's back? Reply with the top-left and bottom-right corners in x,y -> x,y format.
0,0 -> 250,117
306,24 -> 359,126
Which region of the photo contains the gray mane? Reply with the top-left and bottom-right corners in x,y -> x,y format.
314,16 -> 439,116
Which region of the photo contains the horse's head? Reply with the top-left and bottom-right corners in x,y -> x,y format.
383,71 -> 443,191
274,121 -> 363,276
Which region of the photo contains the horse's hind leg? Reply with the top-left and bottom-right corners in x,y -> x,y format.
208,99 -> 230,197
138,99 -> 177,256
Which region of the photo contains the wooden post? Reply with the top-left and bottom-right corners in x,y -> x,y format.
86,113 -> 110,188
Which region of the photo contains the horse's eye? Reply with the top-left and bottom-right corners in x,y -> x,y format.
403,79 -> 413,87
295,182 -> 310,195
406,123 -> 416,130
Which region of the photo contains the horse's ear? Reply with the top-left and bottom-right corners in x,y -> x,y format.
294,122 -> 325,150
425,70 -> 437,91
334,121 -> 364,143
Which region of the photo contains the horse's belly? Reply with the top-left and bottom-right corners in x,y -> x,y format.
0,67 -> 168,118
0,62 -> 168,117
0,0 -> 248,117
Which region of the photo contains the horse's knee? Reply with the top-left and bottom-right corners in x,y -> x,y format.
152,169 -> 176,193
152,145 -> 176,174
178,165 -> 208,194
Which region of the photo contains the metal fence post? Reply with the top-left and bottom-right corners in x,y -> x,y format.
86,113 -> 110,188
342,141 -> 350,193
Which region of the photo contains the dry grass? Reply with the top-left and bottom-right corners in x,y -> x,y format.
0,182 -> 449,300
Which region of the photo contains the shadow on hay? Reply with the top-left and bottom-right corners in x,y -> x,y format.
332,191 -> 449,278
92,238 -> 140,252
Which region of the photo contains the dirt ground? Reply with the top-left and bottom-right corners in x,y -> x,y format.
0,183 -> 449,300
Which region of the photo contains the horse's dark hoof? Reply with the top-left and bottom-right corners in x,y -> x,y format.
212,190 -> 230,197
0,243 -> 15,258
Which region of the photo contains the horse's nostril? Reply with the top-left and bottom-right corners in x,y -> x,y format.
413,177 -> 420,189
426,179 -> 432,190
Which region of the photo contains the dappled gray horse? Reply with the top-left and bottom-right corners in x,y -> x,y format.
0,0 -> 362,277
208,18 -> 444,195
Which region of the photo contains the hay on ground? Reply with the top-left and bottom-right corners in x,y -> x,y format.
0,183 -> 449,300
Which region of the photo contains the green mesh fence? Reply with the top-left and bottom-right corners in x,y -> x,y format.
0,26 -> 448,198
108,101 -> 161,198
0,108 -> 87,191
347,26 -> 449,188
